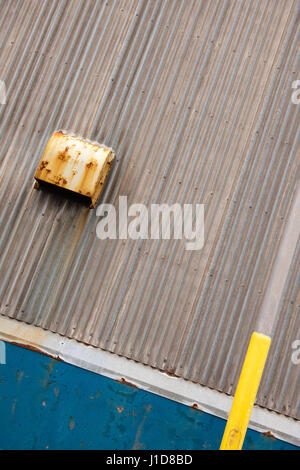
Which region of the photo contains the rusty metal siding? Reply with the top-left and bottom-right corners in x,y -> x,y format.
0,0 -> 299,420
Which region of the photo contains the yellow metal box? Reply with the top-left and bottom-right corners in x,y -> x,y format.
34,131 -> 115,208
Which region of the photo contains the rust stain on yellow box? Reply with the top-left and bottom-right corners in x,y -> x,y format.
34,131 -> 115,208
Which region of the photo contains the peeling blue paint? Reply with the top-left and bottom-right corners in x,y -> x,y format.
0,343 -> 298,450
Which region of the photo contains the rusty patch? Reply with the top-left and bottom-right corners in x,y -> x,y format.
7,340 -> 61,361
160,369 -> 176,377
39,160 -> 48,170
116,377 -> 138,389
86,161 -> 97,169
69,416 -> 75,430
53,175 -> 68,185
57,151 -> 70,162
261,431 -> 276,440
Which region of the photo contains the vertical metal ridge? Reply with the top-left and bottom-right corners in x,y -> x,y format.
257,238 -> 300,417
58,0 -> 198,339
93,0 -> 228,354
179,0 -> 298,388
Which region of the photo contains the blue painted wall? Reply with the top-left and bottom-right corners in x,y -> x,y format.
0,342 -> 298,450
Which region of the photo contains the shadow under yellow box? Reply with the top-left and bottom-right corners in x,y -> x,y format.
34,131 -> 115,208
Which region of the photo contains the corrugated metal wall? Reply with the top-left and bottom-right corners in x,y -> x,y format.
0,0 -> 299,419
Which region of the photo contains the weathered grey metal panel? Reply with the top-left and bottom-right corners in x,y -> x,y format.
0,0 -> 299,419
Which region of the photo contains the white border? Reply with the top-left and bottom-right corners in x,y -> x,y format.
0,316 -> 299,447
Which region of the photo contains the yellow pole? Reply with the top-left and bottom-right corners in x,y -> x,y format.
220,332 -> 271,450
